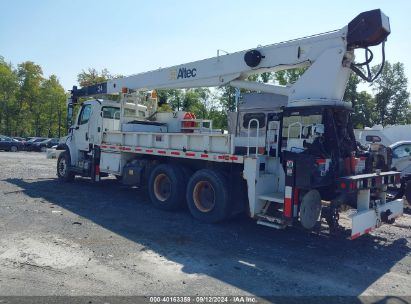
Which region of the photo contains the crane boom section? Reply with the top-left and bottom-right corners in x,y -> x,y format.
71,9 -> 390,105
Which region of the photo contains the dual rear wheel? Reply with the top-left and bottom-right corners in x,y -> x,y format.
147,164 -> 231,223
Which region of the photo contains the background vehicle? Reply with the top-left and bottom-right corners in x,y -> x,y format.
0,136 -> 24,152
389,141 -> 411,203
32,138 -> 60,152
57,9 -> 403,239
355,125 -> 411,147
24,137 -> 47,151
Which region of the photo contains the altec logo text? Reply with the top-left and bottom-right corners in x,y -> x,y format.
170,67 -> 197,80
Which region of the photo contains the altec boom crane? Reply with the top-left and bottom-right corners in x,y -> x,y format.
60,9 -> 403,239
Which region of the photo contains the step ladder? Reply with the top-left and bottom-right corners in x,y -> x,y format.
256,191 -> 287,229
258,192 -> 284,203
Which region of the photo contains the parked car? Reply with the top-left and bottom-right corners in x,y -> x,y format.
0,135 -> 24,152
388,141 -> 411,203
13,137 -> 26,143
32,138 -> 60,152
24,137 -> 47,151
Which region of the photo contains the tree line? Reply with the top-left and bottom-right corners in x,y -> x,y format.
0,56 -> 66,138
1,56 -> 410,138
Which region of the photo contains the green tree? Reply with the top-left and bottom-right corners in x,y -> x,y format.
17,61 -> 43,136
371,61 -> 410,125
353,91 -> 376,128
0,57 -> 19,135
182,89 -> 204,117
344,74 -> 370,128
156,89 -> 183,111
274,67 -> 306,85
77,68 -> 112,87
40,75 -> 67,137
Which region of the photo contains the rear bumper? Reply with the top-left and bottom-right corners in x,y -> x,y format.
350,199 -> 403,239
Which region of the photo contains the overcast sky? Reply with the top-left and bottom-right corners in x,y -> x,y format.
1,0 -> 410,91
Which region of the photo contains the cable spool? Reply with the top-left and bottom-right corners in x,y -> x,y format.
182,112 -> 196,133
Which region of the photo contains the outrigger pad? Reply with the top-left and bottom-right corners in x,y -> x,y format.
350,199 -> 403,239
347,9 -> 391,48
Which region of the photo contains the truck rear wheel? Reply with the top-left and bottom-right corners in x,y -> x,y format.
299,189 -> 322,230
57,151 -> 75,182
186,169 -> 230,223
148,164 -> 186,211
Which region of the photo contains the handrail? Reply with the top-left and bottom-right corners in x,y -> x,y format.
287,122 -> 302,139
247,118 -> 260,157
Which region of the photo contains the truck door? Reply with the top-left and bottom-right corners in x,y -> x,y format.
73,103 -> 92,151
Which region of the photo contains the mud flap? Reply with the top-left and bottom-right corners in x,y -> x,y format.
350,199 -> 403,239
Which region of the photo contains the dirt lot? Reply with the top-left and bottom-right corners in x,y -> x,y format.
0,151 -> 411,298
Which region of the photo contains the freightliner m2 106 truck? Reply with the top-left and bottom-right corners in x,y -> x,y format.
58,9 -> 403,239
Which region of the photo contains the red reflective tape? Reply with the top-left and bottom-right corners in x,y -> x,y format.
101,145 -> 108,148
95,165 -> 100,175
185,152 -> 195,157
351,232 -> 361,240
123,147 -> 131,151
201,154 -> 208,158
218,155 -> 224,160
364,227 -> 373,234
230,156 -> 238,160
109,146 -> 116,149
293,188 -> 299,205
283,198 -> 292,217
135,148 -> 142,151
157,150 -> 166,154
146,149 -> 153,153
316,159 -> 326,164
170,151 -> 180,155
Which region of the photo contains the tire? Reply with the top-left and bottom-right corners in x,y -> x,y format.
57,151 -> 75,182
186,169 -> 230,223
299,189 -> 322,230
10,145 -> 18,152
148,164 -> 186,211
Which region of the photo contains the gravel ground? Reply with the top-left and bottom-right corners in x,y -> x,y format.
0,152 -> 410,299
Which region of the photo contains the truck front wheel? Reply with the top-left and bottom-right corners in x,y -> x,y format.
57,151 -> 75,182
148,164 -> 186,211
186,169 -> 230,223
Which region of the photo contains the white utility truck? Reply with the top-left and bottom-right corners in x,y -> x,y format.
58,9 -> 403,239
355,124 -> 411,147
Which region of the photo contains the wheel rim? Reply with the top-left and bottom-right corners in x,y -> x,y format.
193,181 -> 215,212
11,146 -> 17,152
300,190 -> 322,230
58,157 -> 67,176
153,173 -> 172,202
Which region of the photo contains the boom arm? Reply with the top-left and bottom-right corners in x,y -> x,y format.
71,9 -> 390,106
